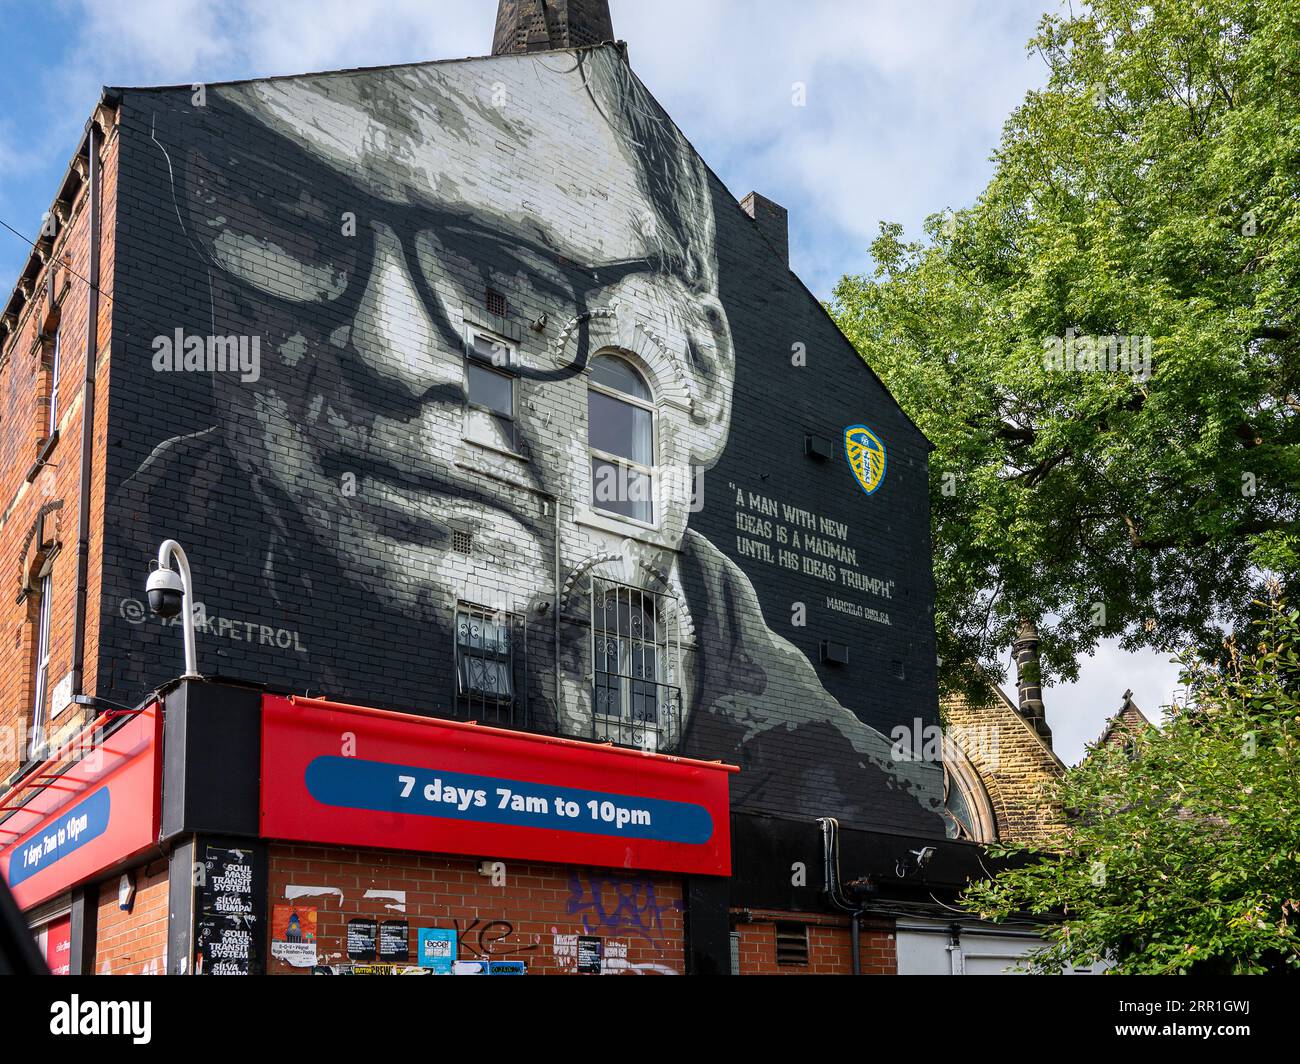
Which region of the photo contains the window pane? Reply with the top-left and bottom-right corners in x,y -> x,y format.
32,575 -> 52,735
456,613 -> 511,656
467,362 -> 513,417
591,458 -> 653,523
594,673 -> 621,718
48,332 -> 61,436
454,610 -> 514,706
471,332 -> 512,368
458,657 -> 513,701
588,390 -> 652,464
590,355 -> 649,400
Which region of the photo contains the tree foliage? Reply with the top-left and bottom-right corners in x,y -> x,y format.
961,597 -> 1300,974
831,0 -> 1300,696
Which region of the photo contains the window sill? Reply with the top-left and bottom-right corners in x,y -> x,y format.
24,430 -> 59,483
574,507 -> 680,552
461,434 -> 527,464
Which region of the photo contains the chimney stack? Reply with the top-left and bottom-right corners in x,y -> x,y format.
493,0 -> 615,55
1012,618 -> 1052,745
740,191 -> 790,266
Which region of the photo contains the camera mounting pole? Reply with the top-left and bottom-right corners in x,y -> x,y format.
147,539 -> 200,680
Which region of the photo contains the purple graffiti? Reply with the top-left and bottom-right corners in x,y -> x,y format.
564,874 -> 679,943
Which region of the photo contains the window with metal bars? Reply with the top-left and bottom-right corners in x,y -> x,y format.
454,605 -> 523,726
590,579 -> 681,753
775,923 -> 810,966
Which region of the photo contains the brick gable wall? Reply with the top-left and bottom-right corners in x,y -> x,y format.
944,686 -> 1066,846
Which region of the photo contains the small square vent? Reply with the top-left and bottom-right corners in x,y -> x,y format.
485,289 -> 508,318
821,640 -> 850,666
805,434 -> 833,461
452,530 -> 474,555
775,923 -> 809,966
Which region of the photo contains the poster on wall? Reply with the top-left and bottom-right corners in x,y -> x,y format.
270,904 -> 318,969
347,918 -> 378,961
196,845 -> 260,976
577,936 -> 603,974
41,916 -> 71,976
379,920 -> 409,962
418,928 -> 456,974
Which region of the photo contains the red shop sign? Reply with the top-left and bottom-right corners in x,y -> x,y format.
261,695 -> 736,876
43,914 -> 71,975
0,704 -> 161,910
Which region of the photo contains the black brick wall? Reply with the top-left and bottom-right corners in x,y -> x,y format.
98,47 -> 944,837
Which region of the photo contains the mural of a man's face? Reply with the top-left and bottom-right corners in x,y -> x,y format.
176,50 -> 733,616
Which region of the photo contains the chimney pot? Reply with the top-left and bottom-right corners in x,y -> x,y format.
1012,618 -> 1052,745
740,191 -> 789,266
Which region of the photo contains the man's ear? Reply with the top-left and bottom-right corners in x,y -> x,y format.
679,289 -> 734,469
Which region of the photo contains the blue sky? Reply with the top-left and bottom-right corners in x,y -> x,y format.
0,0 -> 1182,762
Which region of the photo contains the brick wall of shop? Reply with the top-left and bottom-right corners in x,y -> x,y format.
94,862 -> 168,975
266,844 -> 686,975
732,909 -> 896,975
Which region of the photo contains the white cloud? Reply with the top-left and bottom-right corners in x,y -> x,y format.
1042,639 -> 1183,766
44,0 -> 1050,296
615,0 -> 1050,292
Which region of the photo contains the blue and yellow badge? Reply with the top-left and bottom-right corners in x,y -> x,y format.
844,425 -> 887,496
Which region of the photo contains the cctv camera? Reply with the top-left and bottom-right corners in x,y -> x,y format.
146,567 -> 185,619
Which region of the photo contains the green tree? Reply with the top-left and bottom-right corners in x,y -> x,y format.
961,597 -> 1300,975
831,0 -> 1300,697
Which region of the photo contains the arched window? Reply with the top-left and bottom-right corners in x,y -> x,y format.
941,738 -> 997,843
588,354 -> 654,524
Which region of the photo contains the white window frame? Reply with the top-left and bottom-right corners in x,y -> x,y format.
31,569 -> 53,758
463,325 -> 519,454
47,328 -> 61,438
587,355 -> 657,529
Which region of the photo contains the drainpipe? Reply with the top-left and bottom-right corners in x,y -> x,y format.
818,817 -> 865,976
69,116 -> 103,700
